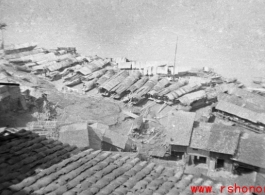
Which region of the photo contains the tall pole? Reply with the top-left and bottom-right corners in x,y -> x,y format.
173,36 -> 178,80
1,30 -> 4,50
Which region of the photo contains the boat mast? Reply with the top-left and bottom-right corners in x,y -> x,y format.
173,36 -> 178,81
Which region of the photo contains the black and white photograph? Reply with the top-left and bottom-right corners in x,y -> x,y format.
0,0 -> 265,194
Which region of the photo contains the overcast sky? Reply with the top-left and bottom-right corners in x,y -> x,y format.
1,0 -> 265,85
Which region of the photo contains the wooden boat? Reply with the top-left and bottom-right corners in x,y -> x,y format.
65,77 -> 82,87
178,90 -> 206,106
131,75 -> 159,104
113,71 -> 141,99
164,83 -> 202,104
147,78 -> 170,97
16,66 -> 31,73
82,78 -> 98,93
82,68 -> 107,81
99,70 -> 129,96
156,80 -> 188,100
96,69 -> 116,86
127,77 -> 149,93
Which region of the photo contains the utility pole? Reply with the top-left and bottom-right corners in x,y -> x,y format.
173,36 -> 178,80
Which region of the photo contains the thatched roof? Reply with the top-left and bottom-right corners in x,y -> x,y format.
166,111 -> 196,146
207,123 -> 241,155
233,133 -> 265,169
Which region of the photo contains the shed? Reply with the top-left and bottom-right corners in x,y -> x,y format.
233,133 -> 265,169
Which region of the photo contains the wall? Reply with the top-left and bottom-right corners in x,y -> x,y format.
210,152 -> 233,172
171,145 -> 187,153
187,147 -> 210,157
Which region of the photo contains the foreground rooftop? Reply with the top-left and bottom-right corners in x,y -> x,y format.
0,130 -> 223,195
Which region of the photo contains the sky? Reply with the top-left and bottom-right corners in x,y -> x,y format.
1,0 -> 265,85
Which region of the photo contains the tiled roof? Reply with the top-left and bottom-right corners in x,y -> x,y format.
1,130 -> 222,195
228,87 -> 265,111
207,123 -> 241,155
190,123 -> 213,150
215,100 -> 258,123
218,92 -> 265,113
166,111 -> 196,146
0,130 -> 83,194
233,133 -> 265,169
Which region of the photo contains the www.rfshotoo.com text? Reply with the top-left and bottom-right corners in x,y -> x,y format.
190,184 -> 264,194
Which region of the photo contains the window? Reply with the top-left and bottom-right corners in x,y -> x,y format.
216,159 -> 225,169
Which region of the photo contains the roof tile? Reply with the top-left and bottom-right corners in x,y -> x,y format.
2,130 -> 222,194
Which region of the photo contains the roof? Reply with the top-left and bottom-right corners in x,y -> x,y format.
103,129 -> 129,149
149,145 -> 168,157
1,130 -> 222,195
233,133 -> 265,169
218,92 -> 265,113
0,130 -> 83,193
228,87 -> 265,110
4,42 -> 37,51
166,111 -> 196,146
190,123 -> 213,150
178,90 -> 206,106
208,123 -> 241,155
215,100 -> 258,123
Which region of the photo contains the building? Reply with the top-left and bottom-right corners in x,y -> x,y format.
213,100 -> 265,132
232,132 -> 265,173
188,123 -> 242,172
207,123 -> 241,172
165,110 -> 196,161
0,73 -> 25,113
0,129 -> 223,195
88,123 -> 132,152
188,123 -> 212,167
102,129 -> 132,152
58,122 -> 89,148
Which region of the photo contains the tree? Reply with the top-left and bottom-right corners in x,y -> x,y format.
0,23 -> 7,50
